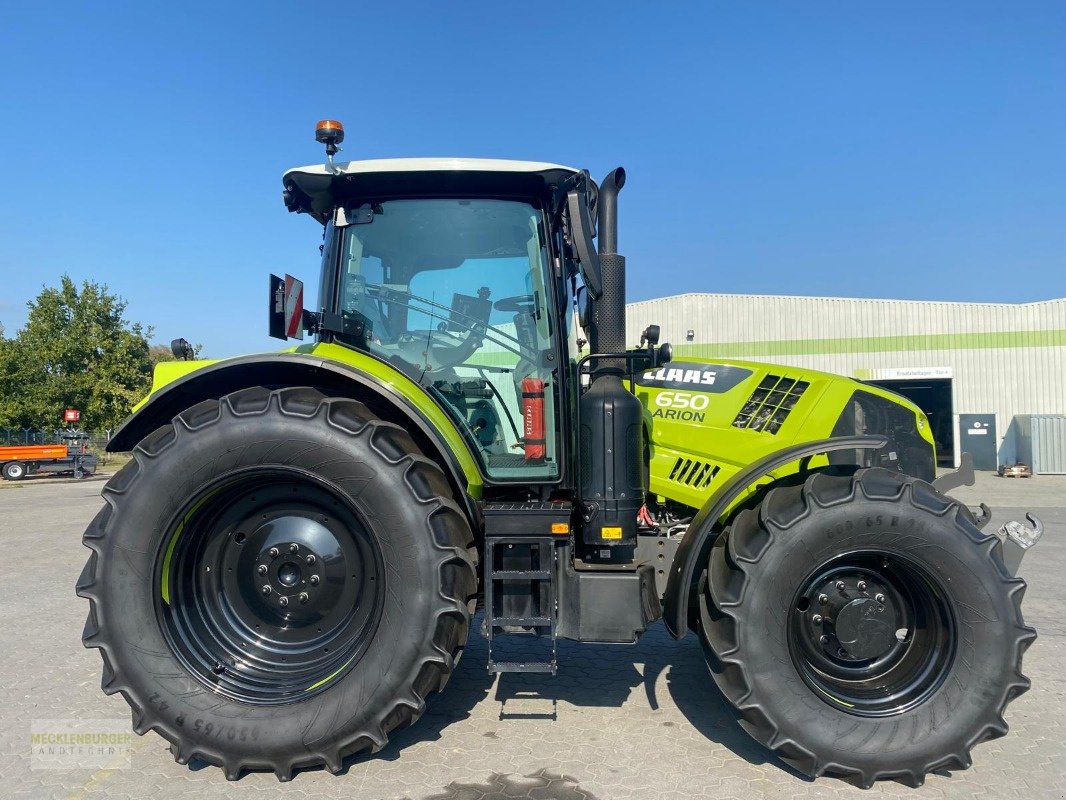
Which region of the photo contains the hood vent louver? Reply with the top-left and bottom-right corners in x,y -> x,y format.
669,457 -> 720,489
732,375 -> 810,434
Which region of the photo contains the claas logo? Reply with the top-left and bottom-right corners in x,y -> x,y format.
642,366 -> 718,386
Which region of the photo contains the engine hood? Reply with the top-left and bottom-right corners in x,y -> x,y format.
634,357 -> 936,509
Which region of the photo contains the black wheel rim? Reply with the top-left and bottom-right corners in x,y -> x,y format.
156,468 -> 384,705
788,550 -> 955,717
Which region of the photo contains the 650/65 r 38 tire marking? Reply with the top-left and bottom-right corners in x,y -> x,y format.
76,386 -> 478,781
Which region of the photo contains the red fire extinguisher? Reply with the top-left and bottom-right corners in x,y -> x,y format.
521,377 -> 546,460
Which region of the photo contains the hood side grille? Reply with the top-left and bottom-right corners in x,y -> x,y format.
732,374 -> 810,434
669,457 -> 720,489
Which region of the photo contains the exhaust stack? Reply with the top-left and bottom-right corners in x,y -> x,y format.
578,167 -> 643,564
590,168 -> 626,357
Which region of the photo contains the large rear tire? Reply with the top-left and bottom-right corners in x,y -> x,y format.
77,387 -> 478,780
697,468 -> 1035,788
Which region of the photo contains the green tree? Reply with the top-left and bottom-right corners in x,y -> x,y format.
0,323 -> 18,429
0,276 -> 154,431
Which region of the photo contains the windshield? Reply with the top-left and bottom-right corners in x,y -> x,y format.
338,198 -> 559,479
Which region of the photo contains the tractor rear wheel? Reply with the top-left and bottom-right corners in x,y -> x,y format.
76,387 -> 478,780
697,468 -> 1035,788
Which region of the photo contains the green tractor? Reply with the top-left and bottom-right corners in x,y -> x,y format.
78,120 -> 1041,787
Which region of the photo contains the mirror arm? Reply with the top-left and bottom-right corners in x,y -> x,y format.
565,188 -> 602,299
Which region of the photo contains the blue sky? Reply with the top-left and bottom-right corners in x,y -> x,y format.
1,2 -> 1063,357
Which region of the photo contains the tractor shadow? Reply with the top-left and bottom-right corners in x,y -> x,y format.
361,614 -> 807,782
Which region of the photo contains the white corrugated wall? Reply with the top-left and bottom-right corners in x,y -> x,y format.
625,294 -> 1066,467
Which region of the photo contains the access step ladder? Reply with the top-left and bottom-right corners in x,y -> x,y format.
484,536 -> 557,675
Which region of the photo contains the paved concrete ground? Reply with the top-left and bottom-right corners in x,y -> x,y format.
1,473 -> 1064,799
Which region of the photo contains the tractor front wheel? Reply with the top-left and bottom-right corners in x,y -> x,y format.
76,387 -> 478,780
697,468 -> 1035,788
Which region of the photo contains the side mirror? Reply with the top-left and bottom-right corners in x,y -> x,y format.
566,189 -> 602,299
269,273 -> 307,340
575,285 -> 591,332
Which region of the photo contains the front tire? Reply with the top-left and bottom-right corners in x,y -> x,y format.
697,468 -> 1035,788
76,387 -> 478,780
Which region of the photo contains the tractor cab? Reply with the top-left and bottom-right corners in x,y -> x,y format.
280,142 -> 658,491
332,196 -> 557,479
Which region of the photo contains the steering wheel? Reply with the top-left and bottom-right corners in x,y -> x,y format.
493,294 -> 535,313
395,328 -> 484,371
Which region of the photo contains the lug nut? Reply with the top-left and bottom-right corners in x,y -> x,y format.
289,543 -> 299,553
875,593 -> 886,604
819,635 -> 830,645
857,580 -> 867,591
835,580 -> 846,591
817,594 -> 828,605
257,565 -> 267,575
306,554 -> 316,565
261,585 -> 271,595
299,592 -> 309,604
269,547 -> 279,558
279,596 -> 289,607
309,574 -> 320,585
812,614 -> 823,624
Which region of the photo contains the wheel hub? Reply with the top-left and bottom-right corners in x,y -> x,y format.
835,597 -> 895,659
158,471 -> 384,705
789,551 -> 956,717
247,516 -> 338,618
277,561 -> 300,587
801,571 -> 902,661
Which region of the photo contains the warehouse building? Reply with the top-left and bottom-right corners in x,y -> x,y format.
626,294 -> 1066,472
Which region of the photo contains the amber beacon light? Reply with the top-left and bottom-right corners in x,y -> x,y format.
315,119 -> 344,149
315,119 -> 344,172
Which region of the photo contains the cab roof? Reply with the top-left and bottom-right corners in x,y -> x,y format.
282,158 -> 582,223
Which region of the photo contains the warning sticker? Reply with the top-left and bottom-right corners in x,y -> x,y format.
601,526 -> 623,540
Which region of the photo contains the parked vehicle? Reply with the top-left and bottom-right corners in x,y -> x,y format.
78,121 -> 1042,787
1,433 -> 97,480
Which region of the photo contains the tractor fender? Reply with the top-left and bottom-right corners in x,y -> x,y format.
107,353 -> 482,524
662,434 -> 887,639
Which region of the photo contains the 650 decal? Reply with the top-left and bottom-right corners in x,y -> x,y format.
652,390 -> 708,423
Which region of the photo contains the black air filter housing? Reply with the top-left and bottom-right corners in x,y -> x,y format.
579,374 -> 644,562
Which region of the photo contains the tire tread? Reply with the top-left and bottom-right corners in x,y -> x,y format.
698,467 -> 1035,787
78,387 -> 478,781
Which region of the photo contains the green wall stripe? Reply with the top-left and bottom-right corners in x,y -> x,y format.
673,329 -> 1066,358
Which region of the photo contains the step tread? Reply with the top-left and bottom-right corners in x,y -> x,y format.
491,616 -> 552,627
490,570 -> 552,579
489,661 -> 557,674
